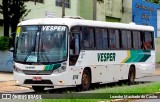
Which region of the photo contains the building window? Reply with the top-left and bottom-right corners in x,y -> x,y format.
29,0 -> 44,3
56,0 -> 70,8
106,16 -> 121,22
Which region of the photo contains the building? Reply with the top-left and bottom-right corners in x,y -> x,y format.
97,0 -> 132,23
25,0 -> 78,19
0,0 -> 79,36
132,0 -> 160,37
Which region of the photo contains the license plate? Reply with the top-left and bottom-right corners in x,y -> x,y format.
32,77 -> 42,81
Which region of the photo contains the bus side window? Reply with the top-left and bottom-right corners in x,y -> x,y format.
95,28 -> 103,49
143,31 -> 153,49
109,29 -> 116,49
102,29 -> 108,49
121,30 -> 132,49
70,34 -> 75,55
133,31 -> 141,49
83,27 -> 94,49
109,29 -> 120,49
69,33 -> 80,65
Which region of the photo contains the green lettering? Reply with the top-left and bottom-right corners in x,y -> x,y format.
104,53 -> 107,61
107,53 -> 110,61
101,53 -> 104,62
98,53 -> 116,62
110,53 -> 113,61
113,53 -> 116,61
98,53 -> 101,62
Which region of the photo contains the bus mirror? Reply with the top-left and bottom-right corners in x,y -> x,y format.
9,47 -> 14,52
10,32 -> 16,47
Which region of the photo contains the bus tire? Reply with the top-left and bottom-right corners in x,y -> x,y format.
77,69 -> 91,91
128,66 -> 135,85
32,86 -> 45,93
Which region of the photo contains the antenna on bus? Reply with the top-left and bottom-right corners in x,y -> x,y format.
63,16 -> 84,20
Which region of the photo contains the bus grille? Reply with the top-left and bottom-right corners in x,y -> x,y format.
24,79 -> 53,84
23,70 -> 53,75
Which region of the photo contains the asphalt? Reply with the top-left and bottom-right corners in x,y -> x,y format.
0,72 -> 13,81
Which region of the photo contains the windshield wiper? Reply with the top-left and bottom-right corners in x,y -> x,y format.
24,33 -> 38,62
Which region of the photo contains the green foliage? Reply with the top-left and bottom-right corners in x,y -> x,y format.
97,0 -> 104,3
146,0 -> 160,4
0,0 -> 31,36
0,36 -> 10,51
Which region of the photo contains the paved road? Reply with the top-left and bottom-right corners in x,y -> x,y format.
0,72 -> 13,82
135,75 -> 160,82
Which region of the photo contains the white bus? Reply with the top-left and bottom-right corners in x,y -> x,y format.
13,18 -> 155,92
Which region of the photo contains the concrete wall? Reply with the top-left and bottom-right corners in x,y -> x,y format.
0,51 -> 13,72
97,0 -> 123,21
97,1 -> 105,21
25,0 -> 78,19
105,0 -> 122,18
78,0 -> 93,20
97,0 -> 132,23
121,0 -> 132,23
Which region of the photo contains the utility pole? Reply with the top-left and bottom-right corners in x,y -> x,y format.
93,0 -> 97,20
62,0 -> 65,18
34,0 -> 36,5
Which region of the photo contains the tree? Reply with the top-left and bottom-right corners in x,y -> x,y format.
9,0 -> 31,33
0,0 -> 10,37
146,0 -> 160,4
0,0 -> 31,37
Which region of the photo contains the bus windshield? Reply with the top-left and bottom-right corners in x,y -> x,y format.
14,25 -> 68,63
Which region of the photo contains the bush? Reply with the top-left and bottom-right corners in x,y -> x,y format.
0,36 -> 10,51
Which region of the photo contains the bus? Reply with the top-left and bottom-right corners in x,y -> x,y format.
13,18 -> 155,92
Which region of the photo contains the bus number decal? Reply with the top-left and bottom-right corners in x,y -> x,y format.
98,53 -> 116,62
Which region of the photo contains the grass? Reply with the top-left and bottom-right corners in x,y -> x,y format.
40,82 -> 160,102
89,82 -> 160,93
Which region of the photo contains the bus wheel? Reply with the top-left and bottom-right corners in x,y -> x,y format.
32,86 -> 45,93
77,69 -> 91,91
128,67 -> 135,85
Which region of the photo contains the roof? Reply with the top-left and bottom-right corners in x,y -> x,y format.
18,18 -> 154,31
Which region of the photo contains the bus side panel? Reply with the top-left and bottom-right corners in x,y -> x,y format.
91,64 -> 130,83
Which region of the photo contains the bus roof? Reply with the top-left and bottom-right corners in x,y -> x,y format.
18,18 -> 154,31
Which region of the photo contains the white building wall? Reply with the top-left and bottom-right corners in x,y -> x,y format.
97,0 -> 132,23
121,0 -> 132,23
25,0 -> 78,19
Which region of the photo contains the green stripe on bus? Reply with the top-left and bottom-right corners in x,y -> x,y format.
44,64 -> 61,71
131,50 -> 144,62
125,50 -> 138,63
124,50 -> 151,63
139,50 -> 151,62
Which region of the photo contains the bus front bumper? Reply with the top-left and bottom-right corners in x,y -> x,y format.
13,71 -> 74,87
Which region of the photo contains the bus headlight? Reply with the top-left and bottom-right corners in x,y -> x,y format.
53,66 -> 66,74
13,65 -> 23,73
